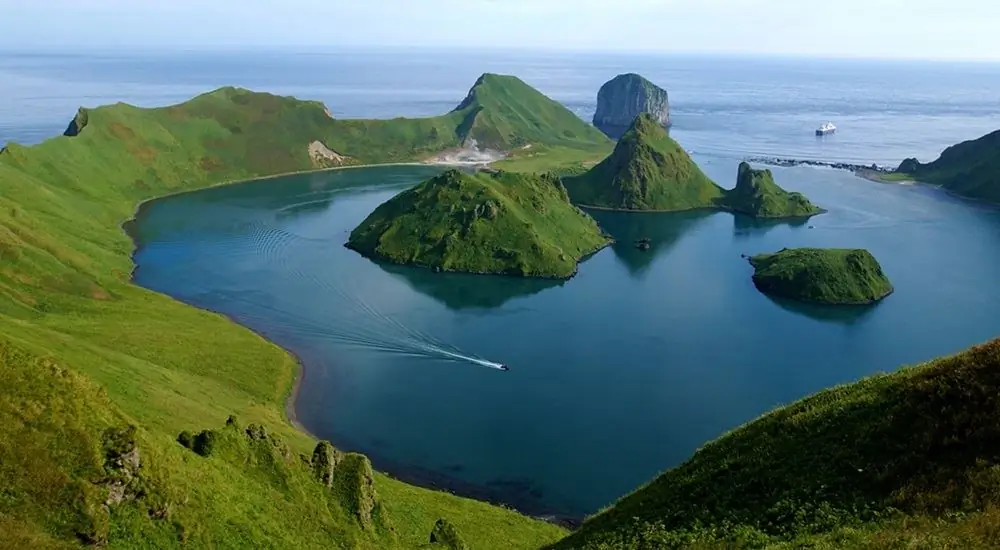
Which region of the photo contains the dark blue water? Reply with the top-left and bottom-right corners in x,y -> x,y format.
9,49 -> 1000,516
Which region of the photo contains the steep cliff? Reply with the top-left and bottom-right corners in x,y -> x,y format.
593,73 -> 670,139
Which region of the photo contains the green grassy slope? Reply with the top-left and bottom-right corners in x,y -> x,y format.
748,248 -> 894,305
552,337 -> 1000,549
0,89 -> 568,548
346,170 -> 611,278
895,129 -> 1000,202
562,114 -> 724,211
451,74 -> 611,151
721,162 -> 823,218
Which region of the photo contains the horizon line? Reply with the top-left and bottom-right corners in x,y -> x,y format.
3,43 -> 1000,65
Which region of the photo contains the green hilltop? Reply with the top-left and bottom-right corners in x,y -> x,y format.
0,85 -> 578,548
721,162 -> 823,218
563,115 -> 821,217
748,248 -> 894,305
894,128 -> 1000,202
563,114 -> 724,211
1,78 -> 999,550
346,169 -> 611,278
551,337 -> 1000,549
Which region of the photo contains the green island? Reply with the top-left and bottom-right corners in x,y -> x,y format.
722,162 -> 824,218
1,77 -> 999,550
889,128 -> 1000,202
747,248 -> 894,305
346,169 -> 610,278
563,114 -> 822,218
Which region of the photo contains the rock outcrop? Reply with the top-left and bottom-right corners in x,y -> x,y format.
720,162 -> 823,219
593,74 -> 670,139
430,518 -> 470,549
311,440 -> 342,487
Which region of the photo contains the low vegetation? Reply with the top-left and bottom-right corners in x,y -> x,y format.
563,114 -> 724,211
721,162 -> 823,218
562,116 -> 820,218
748,248 -> 893,305
552,337 -> 1000,549
347,169 -> 611,278
3,79 -> 999,550
0,85 -> 571,548
894,129 -> 1000,202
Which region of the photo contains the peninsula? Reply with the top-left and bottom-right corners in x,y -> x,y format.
3,77 -> 999,550
747,247 -> 893,305
346,169 -> 611,278
564,114 -> 822,218
892,128 -> 1000,202
593,73 -> 671,139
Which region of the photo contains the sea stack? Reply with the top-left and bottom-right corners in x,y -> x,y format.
593,73 -> 670,139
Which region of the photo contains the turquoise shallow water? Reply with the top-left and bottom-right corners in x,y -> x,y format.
132,158 -> 1000,516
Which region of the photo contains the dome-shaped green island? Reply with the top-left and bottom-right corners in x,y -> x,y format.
748,247 -> 894,305
346,169 -> 611,279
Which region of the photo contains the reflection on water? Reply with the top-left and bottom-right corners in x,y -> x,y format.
588,209 -> 716,276
733,214 -> 811,237
375,261 -> 565,311
132,161 -> 1000,517
763,294 -> 881,326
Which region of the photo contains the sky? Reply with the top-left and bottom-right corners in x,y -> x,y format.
2,0 -> 999,61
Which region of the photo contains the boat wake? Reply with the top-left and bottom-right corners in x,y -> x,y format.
214,229 -> 505,370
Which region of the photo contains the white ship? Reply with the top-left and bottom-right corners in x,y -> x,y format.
815,122 -> 836,136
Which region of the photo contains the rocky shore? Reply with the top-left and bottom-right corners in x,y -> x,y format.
745,155 -> 895,174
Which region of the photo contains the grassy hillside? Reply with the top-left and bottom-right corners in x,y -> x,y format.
0,88 -> 570,548
748,248 -> 894,305
451,74 -> 611,151
563,114 -> 724,211
721,162 -> 823,218
552,337 -> 1000,549
895,129 -> 1000,202
346,169 -> 611,278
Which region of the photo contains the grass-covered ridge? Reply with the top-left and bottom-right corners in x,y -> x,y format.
552,337 -> 1000,549
748,248 -> 894,305
894,128 -> 1000,202
346,169 -> 611,279
0,87 -> 571,548
562,117 -> 820,219
563,114 -> 724,211
720,162 -> 823,218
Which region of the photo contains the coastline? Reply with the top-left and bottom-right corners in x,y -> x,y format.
121,159 -> 585,525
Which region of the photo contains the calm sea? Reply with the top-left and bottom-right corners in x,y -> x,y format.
7,48 -> 1000,517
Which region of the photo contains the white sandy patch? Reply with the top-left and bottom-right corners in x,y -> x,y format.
309,140 -> 350,166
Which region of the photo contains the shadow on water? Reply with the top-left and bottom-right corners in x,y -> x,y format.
764,294 -> 881,326
588,209 -> 715,276
374,262 -> 565,311
733,214 -> 811,237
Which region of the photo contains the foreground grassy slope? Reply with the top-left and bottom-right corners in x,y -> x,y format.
748,248 -> 894,305
721,162 -> 823,218
0,90 -> 566,548
553,338 -> 1000,549
347,169 -> 610,278
895,129 -> 1000,202
563,114 -> 724,211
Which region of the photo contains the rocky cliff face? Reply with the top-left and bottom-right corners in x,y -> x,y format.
593,74 -> 670,139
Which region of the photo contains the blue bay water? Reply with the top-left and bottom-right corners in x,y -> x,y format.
5,48 -> 1000,516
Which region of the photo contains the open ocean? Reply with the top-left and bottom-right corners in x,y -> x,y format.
3,47 -> 1000,166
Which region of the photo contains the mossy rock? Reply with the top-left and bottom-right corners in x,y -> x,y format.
333,453 -> 379,530
429,518 -> 469,550
192,430 -> 218,457
311,441 -> 341,487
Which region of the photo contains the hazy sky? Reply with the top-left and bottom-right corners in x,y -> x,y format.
3,0 -> 998,60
